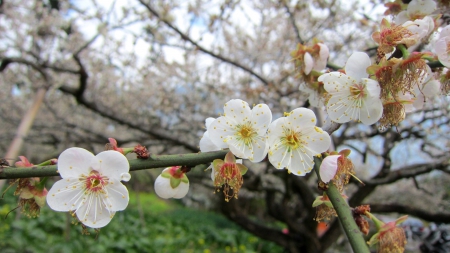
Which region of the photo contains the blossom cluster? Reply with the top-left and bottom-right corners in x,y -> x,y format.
293,0 -> 448,130
200,99 -> 331,177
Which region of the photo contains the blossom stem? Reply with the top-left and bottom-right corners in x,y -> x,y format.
397,44 -> 409,59
0,150 -> 229,179
314,157 -> 370,253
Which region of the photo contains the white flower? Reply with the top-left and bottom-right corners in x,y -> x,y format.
413,65 -> 441,109
395,0 -> 436,25
199,117 -> 220,152
435,25 -> 450,68
402,16 -> 435,44
319,52 -> 383,125
47,147 -> 131,228
154,166 -> 189,199
319,155 -> 340,183
267,108 -> 331,176
209,99 -> 272,162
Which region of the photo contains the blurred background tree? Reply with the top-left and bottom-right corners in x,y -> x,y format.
0,0 -> 449,252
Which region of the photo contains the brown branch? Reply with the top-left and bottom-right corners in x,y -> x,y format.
137,0 -> 270,86
370,203 -> 450,223
365,160 -> 449,186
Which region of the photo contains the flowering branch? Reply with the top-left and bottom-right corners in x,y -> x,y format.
0,150 -> 228,179
314,157 -> 370,253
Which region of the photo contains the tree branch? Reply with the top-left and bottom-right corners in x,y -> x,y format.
137,0 -> 270,86
370,203 -> 450,223
0,150 -> 228,179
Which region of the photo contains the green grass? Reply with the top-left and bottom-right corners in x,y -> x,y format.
0,187 -> 282,253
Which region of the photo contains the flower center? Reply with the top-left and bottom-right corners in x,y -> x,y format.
235,123 -> 256,146
85,170 -> 107,193
282,129 -> 303,151
349,83 -> 365,99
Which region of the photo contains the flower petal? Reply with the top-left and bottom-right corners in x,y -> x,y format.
250,103 -> 272,136
75,195 -> 114,228
95,150 -> 130,181
304,52 -> 313,75
154,176 -> 175,199
250,137 -> 268,162
223,99 -> 251,123
209,116 -> 235,149
227,135 -> 253,159
205,117 -> 215,129
268,145 -> 291,170
104,179 -> 129,211
47,178 -> 84,212
359,96 -> 383,125
172,182 -> 189,199
300,127 -> 331,154
58,148 -> 96,178
319,155 -> 340,183
345,52 -> 371,81
289,148 -> 315,176
287,108 -> 318,130
200,131 -> 220,152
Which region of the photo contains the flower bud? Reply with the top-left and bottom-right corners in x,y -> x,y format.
154,166 -> 189,199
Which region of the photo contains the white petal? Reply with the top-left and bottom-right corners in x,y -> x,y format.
250,103 -> 272,135
75,194 -> 114,228
300,127 -> 331,154
363,78 -> 381,98
95,150 -> 130,181
209,116 -> 235,149
120,173 -> 131,182
205,117 -> 215,129
200,131 -> 220,152
319,155 -> 340,183
250,137 -> 268,162
326,95 -> 354,123
227,135 -> 252,159
172,182 -> 189,199
359,96 -> 383,125
154,176 -> 175,199
394,11 -> 409,25
223,99 -> 251,123
345,52 -> 371,81
268,145 -> 291,170
303,52 -> 313,75
408,0 -> 436,17
440,25 -> 450,39
422,80 -> 441,97
267,118 -> 286,146
287,108 -> 318,130
47,178 -> 84,212
58,148 -> 96,178
413,94 -> 425,109
104,179 -> 129,211
313,43 -> 329,71
289,148 -> 315,176
322,73 -> 353,95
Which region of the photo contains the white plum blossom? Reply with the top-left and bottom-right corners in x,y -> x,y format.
199,117 -> 220,152
47,148 -> 131,228
435,25 -> 450,68
395,0 -> 437,25
402,16 -> 435,47
154,166 -> 189,199
319,52 -> 383,125
319,155 -> 341,183
267,108 -> 331,176
209,99 -> 272,162
413,66 -> 441,109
